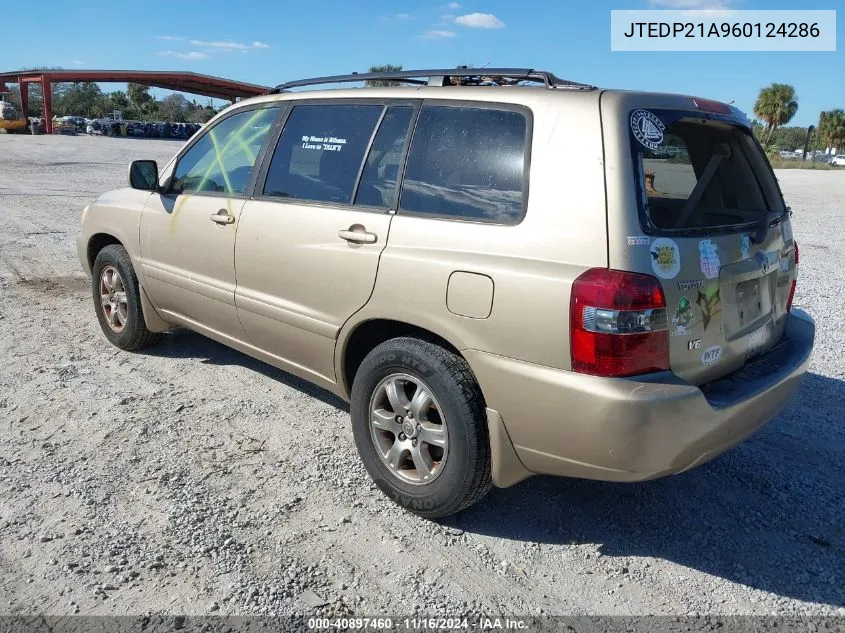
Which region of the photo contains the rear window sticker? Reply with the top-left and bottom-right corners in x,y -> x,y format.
696,285 -> 721,330
671,296 -> 696,336
678,279 -> 704,291
740,234 -> 751,259
650,237 -> 681,279
627,236 -> 650,246
687,338 -> 702,350
701,345 -> 722,366
301,135 -> 347,151
631,110 -> 665,151
699,239 -> 721,279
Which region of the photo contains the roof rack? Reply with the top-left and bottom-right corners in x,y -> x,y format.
269,67 -> 594,93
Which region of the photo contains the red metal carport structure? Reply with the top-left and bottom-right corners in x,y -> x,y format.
0,69 -> 269,134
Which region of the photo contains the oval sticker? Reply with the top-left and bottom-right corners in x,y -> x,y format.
650,237 -> 681,279
631,109 -> 665,151
701,345 -> 722,366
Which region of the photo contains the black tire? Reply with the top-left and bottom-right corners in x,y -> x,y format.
91,244 -> 161,351
351,337 -> 492,518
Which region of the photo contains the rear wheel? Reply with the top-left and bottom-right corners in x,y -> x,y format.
91,244 -> 161,351
351,337 -> 492,518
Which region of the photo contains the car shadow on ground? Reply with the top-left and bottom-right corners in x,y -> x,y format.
453,371 -> 845,608
139,328 -> 348,411
140,330 -> 843,607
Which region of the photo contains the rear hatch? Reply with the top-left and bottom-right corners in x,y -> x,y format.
601,92 -> 797,386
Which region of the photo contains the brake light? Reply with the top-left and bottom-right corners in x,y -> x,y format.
570,268 -> 670,377
786,241 -> 798,312
691,97 -> 732,115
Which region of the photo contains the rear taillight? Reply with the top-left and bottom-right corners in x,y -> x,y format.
786,241 -> 798,312
570,268 -> 670,377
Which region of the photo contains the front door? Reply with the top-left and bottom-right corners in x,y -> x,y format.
140,105 -> 279,339
235,102 -> 416,382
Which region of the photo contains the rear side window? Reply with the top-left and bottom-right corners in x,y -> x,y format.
400,106 -> 527,224
263,104 -> 383,204
630,109 -> 780,233
355,106 -> 414,208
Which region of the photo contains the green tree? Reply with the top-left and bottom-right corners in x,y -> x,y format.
127,83 -> 154,115
187,105 -> 216,124
158,93 -> 189,122
818,110 -> 845,152
769,126 -> 809,152
753,83 -> 799,147
365,64 -> 403,87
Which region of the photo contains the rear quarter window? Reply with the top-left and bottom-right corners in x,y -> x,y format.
399,105 -> 528,225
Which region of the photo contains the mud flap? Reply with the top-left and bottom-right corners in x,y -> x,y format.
487,408 -> 533,488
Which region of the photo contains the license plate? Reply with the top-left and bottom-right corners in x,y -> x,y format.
736,278 -> 762,329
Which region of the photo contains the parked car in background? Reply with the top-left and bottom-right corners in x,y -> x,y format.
831,155 -> 845,166
76,67 -> 815,517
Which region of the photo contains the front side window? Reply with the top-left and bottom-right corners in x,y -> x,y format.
171,107 -> 278,195
263,104 -> 384,204
399,106 -> 527,224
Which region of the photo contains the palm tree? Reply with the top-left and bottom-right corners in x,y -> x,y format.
753,83 -> 799,147
818,109 -> 845,153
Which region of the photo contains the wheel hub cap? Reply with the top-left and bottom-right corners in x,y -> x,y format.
368,373 -> 449,485
98,265 -> 128,333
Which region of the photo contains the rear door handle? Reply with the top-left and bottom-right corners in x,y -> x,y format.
210,210 -> 235,225
338,228 -> 377,244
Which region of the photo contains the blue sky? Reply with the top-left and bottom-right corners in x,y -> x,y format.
5,0 -> 842,125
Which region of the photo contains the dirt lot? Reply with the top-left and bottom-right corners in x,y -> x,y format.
1,135 -> 843,617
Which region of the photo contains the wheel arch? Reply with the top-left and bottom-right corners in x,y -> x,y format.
87,233 -> 170,334
338,318 -> 464,400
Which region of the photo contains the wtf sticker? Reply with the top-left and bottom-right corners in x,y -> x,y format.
630,110 -> 665,151
701,345 -> 722,366
699,239 -> 721,279
650,238 -> 680,279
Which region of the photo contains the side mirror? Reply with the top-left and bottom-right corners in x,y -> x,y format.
129,160 -> 159,191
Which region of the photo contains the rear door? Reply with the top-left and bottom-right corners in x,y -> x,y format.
234,101 -> 417,383
602,94 -> 797,385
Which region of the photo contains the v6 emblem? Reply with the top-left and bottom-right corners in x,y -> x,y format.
688,339 -> 702,350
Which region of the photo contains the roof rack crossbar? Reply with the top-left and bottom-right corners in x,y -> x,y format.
269,67 -> 593,93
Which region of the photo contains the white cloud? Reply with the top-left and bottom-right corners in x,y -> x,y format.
157,35 -> 183,41
421,29 -> 457,39
647,0 -> 736,7
190,39 -> 249,50
446,1 -> 460,8
454,12 -> 505,28
157,50 -> 211,60
252,41 -> 270,49
68,59 -> 86,66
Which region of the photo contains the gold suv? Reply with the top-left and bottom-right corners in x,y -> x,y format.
77,68 -> 816,517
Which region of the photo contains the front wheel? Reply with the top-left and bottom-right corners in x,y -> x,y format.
351,337 -> 492,518
91,244 -> 161,351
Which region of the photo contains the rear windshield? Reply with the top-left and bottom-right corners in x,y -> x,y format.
629,109 -> 783,235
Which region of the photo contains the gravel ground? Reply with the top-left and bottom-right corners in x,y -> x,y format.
0,135 -> 843,618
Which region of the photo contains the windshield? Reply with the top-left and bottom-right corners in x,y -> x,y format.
630,109 -> 784,235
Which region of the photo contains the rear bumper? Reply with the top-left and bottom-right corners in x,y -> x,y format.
467,309 -> 815,483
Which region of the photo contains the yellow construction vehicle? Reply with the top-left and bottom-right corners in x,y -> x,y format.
0,92 -> 27,133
